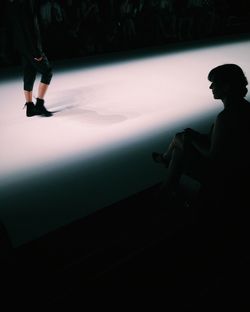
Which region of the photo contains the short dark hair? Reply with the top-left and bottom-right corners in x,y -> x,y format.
208,64 -> 248,97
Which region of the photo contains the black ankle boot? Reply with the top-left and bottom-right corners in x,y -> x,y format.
24,102 -> 37,117
35,98 -> 53,117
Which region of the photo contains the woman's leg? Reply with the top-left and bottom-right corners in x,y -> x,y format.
153,132 -> 185,166
162,134 -> 182,164
162,146 -> 185,191
161,132 -> 200,191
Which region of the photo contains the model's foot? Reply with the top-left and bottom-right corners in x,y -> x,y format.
35,98 -> 53,117
152,152 -> 168,165
24,102 -> 37,117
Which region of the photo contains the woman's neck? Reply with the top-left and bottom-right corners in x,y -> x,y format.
222,96 -> 244,108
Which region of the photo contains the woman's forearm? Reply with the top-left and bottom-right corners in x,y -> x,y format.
191,139 -> 210,158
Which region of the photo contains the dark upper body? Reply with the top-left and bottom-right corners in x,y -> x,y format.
210,98 -> 250,173
189,98 -> 250,181
6,0 -> 43,58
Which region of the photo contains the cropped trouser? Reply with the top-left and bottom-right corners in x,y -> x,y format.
22,53 -> 53,91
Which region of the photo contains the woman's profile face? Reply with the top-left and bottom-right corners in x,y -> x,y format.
208,64 -> 247,99
209,79 -> 228,100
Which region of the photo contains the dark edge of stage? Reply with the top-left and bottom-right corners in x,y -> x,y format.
1,180 -> 250,308
0,181 -> 198,300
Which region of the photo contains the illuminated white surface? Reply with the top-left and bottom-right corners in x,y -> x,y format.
1,39 -> 250,181
1,38 -> 250,246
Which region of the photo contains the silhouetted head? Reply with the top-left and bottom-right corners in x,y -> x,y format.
208,64 -> 248,100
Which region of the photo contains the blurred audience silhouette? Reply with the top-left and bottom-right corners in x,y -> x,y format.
1,0 -> 250,65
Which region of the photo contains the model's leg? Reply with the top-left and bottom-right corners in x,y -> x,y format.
37,82 -> 49,100
24,90 -> 33,102
32,54 -> 53,116
23,56 -> 37,117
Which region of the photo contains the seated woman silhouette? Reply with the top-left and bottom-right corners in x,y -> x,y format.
152,64 -> 250,205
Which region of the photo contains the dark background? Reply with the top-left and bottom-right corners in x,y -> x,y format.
1,0 -> 250,67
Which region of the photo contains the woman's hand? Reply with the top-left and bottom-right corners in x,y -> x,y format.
34,56 -> 43,62
184,128 -> 200,138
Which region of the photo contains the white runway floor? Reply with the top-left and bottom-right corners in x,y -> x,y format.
1,37 -> 250,246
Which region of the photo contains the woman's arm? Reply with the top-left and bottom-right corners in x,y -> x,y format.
208,112 -> 231,162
